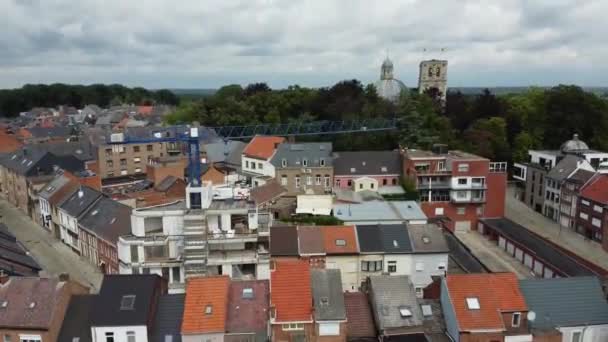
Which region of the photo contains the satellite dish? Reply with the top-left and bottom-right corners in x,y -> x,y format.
527,311 -> 536,322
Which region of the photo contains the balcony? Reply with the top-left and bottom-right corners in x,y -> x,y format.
207,249 -> 259,266
450,190 -> 486,203
418,180 -> 451,189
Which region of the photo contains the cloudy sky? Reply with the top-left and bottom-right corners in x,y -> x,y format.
1,0 -> 606,89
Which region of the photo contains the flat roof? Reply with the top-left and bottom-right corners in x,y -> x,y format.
480,218 -> 596,277
333,200 -> 426,222
405,149 -> 486,160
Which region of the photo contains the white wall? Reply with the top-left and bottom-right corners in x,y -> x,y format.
182,332 -> 224,342
353,177 -> 378,192
242,156 -> 275,178
383,254 -> 413,276
325,255 -> 359,291
410,254 -> 448,289
92,325 -> 148,342
40,198 -> 50,216
559,325 -> 608,342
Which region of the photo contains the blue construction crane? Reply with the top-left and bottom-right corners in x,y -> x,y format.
107,118 -> 398,186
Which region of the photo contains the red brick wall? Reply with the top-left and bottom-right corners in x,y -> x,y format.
271,323 -> 314,342
459,331 -> 504,342
421,202 -> 481,232
202,165 -> 226,185
146,158 -> 187,184
485,172 -> 507,218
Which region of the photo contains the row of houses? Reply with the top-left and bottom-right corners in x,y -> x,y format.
2,270 -> 608,342
514,134 -> 608,252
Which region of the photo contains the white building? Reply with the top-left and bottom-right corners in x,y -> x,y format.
118,182 -> 271,293
241,136 -> 285,187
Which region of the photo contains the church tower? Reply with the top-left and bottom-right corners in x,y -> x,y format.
418,59 -> 448,102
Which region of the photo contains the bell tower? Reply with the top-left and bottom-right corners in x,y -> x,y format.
418,59 -> 448,102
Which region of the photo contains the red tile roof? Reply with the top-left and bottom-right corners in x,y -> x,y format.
446,273 -> 527,331
344,292 -> 376,338
138,106 -> 153,115
0,133 -> 22,153
580,174 -> 608,204
321,225 -> 358,254
226,280 -> 269,334
243,136 -> 285,160
182,276 -> 230,334
270,260 -> 312,323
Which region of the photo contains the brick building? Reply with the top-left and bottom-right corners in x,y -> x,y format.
270,142 -> 333,196
576,173 -> 608,251
402,145 -> 507,232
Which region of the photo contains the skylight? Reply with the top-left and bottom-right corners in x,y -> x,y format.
421,304 -> 432,317
29,302 -> 36,309
399,307 -> 412,318
91,210 -> 99,216
1,301 -> 7,308
335,239 -> 346,246
205,305 -> 213,315
120,295 -> 136,310
422,236 -> 431,244
242,288 -> 254,299
320,297 -> 329,306
393,240 -> 399,247
110,218 -> 117,224
466,297 -> 480,310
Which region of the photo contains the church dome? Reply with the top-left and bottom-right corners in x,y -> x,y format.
374,56 -> 407,102
561,134 -> 589,153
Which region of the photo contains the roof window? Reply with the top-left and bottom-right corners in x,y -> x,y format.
335,239 -> 346,246
399,307 -> 412,317
120,294 -> 136,310
381,166 -> 387,172
320,297 -> 329,306
466,297 -> 480,310
242,288 -> 254,299
1,300 -> 7,308
421,304 -> 432,317
422,236 -> 430,244
350,167 -> 356,173
205,305 -> 213,315
393,240 -> 399,247
91,210 -> 99,216
29,302 -> 36,309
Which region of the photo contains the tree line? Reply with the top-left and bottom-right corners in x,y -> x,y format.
166,82 -> 608,164
0,83 -> 179,117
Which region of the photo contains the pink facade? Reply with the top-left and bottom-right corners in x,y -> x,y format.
333,175 -> 400,189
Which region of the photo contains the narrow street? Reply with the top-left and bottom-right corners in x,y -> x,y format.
505,185 -> 608,271
0,198 -> 102,292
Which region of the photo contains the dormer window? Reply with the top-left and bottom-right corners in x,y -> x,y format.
120,295 -> 136,310
281,159 -> 287,167
303,158 -> 308,167
320,158 -> 325,167
466,297 -> 480,310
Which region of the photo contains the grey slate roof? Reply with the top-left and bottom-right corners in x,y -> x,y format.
407,224 -> 449,254
37,174 -> 71,201
59,186 -> 102,218
78,197 -> 132,243
204,140 -> 247,165
333,150 -> 401,176
481,218 -> 596,277
356,225 -> 413,254
270,142 -> 333,168
152,294 -> 185,342
0,149 -> 85,176
311,269 -> 346,321
58,295 -> 94,342
156,175 -> 179,192
0,223 -> 41,276
369,275 -> 424,331
547,154 -> 585,181
270,226 -> 299,256
567,168 -> 595,184
520,277 -> 608,330
91,274 -> 163,327
27,126 -> 74,139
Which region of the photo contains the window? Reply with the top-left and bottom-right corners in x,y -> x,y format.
392,178 -> 397,185
421,304 -> 432,317
388,261 -> 397,273
580,212 -> 589,220
120,295 -> 136,310
581,199 -> 590,206
281,175 -> 288,186
295,176 -> 301,188
205,305 -> 213,314
594,205 -> 603,213
324,175 -> 330,188
282,323 -> 304,331
437,262 -> 446,270
134,157 -> 141,163
319,322 -> 339,336
457,207 -> 465,215
147,144 -> 153,151
245,160 -> 249,168
466,297 -> 480,310
383,179 -> 387,185
315,175 -> 322,185
281,159 -> 287,167
135,168 -> 142,173
303,158 -> 308,167
434,207 -> 444,215
415,287 -> 424,298
120,159 -> 127,166
242,288 -> 254,299
370,183 -> 375,189
335,239 -> 346,246
571,331 -> 582,342
512,312 -> 521,327
415,262 -> 424,272
4,335 -> 11,342
458,163 -> 469,172
172,267 -> 181,283
359,183 -> 363,189
336,179 -> 341,187
105,148 -> 112,156
105,332 -> 115,342
251,162 -> 256,170
347,180 -> 352,186
399,307 -> 412,317
19,336 -> 41,342
458,178 -> 467,185
361,260 -> 382,272
164,336 -> 173,342
306,176 -> 312,186
126,331 -> 136,342
257,163 -> 262,169
130,245 -> 139,262
592,218 -> 602,228
133,146 -> 140,153
320,158 -> 326,167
